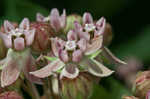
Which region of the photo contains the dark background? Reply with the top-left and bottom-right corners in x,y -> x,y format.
0,0 -> 150,98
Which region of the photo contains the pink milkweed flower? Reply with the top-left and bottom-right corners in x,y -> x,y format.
30,18 -> 114,80
0,48 -> 42,87
0,18 -> 35,51
82,12 -> 106,37
36,8 -> 66,32
0,19 -> 42,87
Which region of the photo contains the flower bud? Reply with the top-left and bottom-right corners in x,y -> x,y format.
122,95 -> 139,99
60,73 -> 93,99
64,14 -> 82,33
134,71 -> 150,99
30,22 -> 54,53
0,91 -> 23,99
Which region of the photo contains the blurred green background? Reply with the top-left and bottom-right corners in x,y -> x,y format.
0,0 -> 150,98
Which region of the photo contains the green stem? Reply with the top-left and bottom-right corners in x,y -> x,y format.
19,77 -> 33,98
27,81 -> 40,99
43,78 -> 53,99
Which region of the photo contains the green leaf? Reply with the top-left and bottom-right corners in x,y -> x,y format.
44,56 -> 58,61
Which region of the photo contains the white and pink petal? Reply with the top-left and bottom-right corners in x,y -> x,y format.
14,37 -> 25,51
36,13 -> 45,22
23,56 -> 42,84
72,50 -> 83,62
24,29 -> 35,46
85,36 -> 103,55
50,8 -> 61,32
59,49 -> 69,63
30,59 -> 65,78
19,18 -> 30,31
0,32 -> 12,48
1,58 -> 21,87
95,17 -> 106,36
60,9 -> 66,28
83,12 -> 93,24
67,30 -> 77,41
60,64 -> 79,79
77,38 -> 87,51
4,20 -> 15,33
51,38 -> 65,57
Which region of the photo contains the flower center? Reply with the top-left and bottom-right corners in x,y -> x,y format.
65,41 -> 76,51
84,24 -> 96,32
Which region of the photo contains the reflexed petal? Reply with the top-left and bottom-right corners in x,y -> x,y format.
4,20 -> 15,33
85,36 -> 103,55
1,48 -> 32,87
77,38 -> 87,51
51,38 -> 59,57
95,17 -> 106,36
102,47 -> 127,65
30,59 -> 65,78
50,8 -> 61,32
67,30 -> 77,41
1,60 -> 20,87
59,49 -> 69,62
24,29 -> 35,46
60,64 -> 79,79
0,32 -> 12,48
19,18 -> 30,31
80,58 -> 114,77
51,38 -> 65,57
14,37 -> 25,51
60,9 -> 66,28
0,58 -> 5,66
89,59 -> 114,77
23,56 -> 42,84
36,13 -> 45,22
72,50 -> 83,62
83,12 -> 93,24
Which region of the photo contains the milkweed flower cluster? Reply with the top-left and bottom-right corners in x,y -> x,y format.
0,8 -> 126,99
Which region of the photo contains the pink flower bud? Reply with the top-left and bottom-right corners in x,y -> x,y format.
134,71 -> 150,99
64,14 -> 82,33
31,22 -> 54,53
